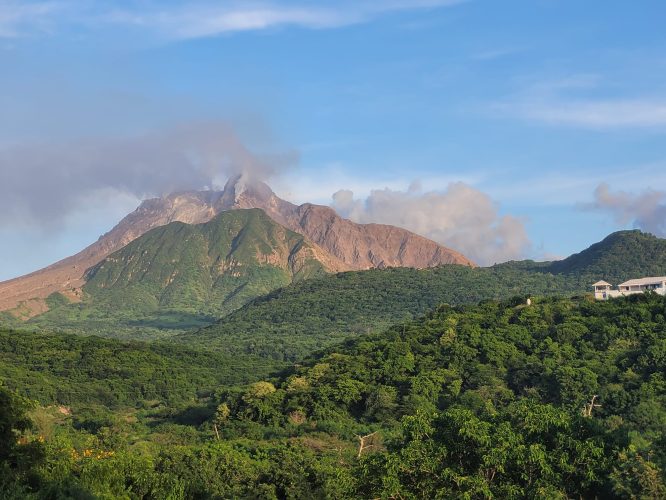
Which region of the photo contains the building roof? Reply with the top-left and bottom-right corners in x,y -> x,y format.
593,280 -> 612,287
618,276 -> 666,287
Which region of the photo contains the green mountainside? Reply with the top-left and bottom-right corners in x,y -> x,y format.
180,229 -> 666,361
3,294 -> 665,497
26,209 -> 333,337
546,230 -> 666,282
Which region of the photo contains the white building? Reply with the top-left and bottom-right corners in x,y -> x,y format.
593,277 -> 666,300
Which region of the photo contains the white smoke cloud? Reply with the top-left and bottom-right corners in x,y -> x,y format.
332,181 -> 531,265
583,183 -> 666,236
0,121 -> 298,227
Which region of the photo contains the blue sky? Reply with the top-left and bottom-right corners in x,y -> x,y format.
1,0 -> 666,279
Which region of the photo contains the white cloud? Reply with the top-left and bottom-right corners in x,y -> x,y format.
495,74 -> 666,129
0,0 -> 464,40
581,183 -> 666,237
0,1 -> 61,38
331,181 -> 531,265
273,164 -> 482,205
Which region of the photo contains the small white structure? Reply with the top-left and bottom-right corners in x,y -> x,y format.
593,276 -> 666,300
593,280 -> 613,300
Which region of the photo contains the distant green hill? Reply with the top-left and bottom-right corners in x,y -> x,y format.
26,209 -> 335,338
179,265 -> 585,360
546,230 -> 666,282
17,227 -> 666,348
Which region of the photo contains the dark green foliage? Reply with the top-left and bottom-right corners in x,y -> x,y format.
2,294 -> 666,498
206,293 -> 666,497
0,329 -> 285,408
0,385 -> 44,497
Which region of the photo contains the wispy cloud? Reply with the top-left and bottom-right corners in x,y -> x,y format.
0,0 -> 464,40
511,99 -> 666,128
0,1 -> 61,38
495,74 -> 666,129
483,161 -> 666,206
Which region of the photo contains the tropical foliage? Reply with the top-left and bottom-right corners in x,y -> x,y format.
2,293 -> 665,498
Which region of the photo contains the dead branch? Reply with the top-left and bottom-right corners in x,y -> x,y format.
582,395 -> 601,417
357,431 -> 379,458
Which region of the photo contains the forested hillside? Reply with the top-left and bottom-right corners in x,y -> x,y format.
186,230 -> 666,361
181,265 -> 585,359
3,293 -> 664,498
546,230 -> 666,282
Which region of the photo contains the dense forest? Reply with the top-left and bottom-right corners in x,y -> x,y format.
2,293 -> 665,498
0,330 -> 283,408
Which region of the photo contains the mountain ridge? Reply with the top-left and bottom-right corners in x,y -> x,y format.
0,175 -> 473,317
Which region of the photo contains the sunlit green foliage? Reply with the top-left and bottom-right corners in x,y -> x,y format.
547,230 -> 666,281
0,329 -> 284,408
182,264 -> 586,360
3,293 -> 664,498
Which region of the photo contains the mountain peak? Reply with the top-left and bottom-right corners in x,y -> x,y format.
220,174 -> 276,208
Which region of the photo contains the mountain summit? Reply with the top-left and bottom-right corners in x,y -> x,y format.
0,176 -> 473,317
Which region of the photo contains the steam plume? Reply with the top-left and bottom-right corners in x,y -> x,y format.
332,181 -> 531,265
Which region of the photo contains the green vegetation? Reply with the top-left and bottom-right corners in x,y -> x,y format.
2,293 -> 665,497
25,209 -> 329,338
180,265 -> 586,360
0,329 -> 284,408
7,226 -> 664,355
182,229 -> 666,361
